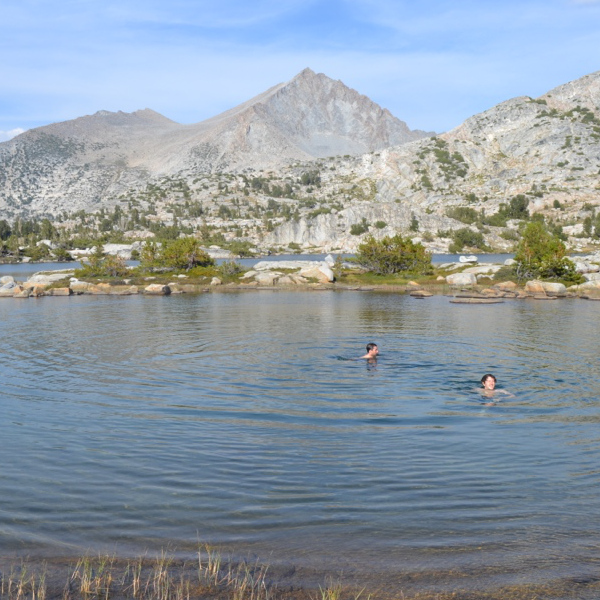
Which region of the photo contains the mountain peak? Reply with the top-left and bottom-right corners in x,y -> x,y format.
0,68 -> 433,217
256,68 -> 431,155
294,67 -> 317,79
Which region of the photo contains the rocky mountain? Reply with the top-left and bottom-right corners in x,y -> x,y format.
0,68 -> 431,219
343,69 -> 600,250
245,70 -> 598,253
2,68 -> 600,255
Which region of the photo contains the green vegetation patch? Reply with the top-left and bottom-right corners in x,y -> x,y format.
354,234 -> 432,275
141,238 -> 214,272
448,228 -> 489,254
515,221 -> 580,281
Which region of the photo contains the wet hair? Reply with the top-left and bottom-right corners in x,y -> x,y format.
481,374 -> 497,385
366,342 -> 378,353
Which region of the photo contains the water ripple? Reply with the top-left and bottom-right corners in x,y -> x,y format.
2,292 -> 600,587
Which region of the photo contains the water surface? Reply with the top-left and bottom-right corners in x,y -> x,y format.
1,291 -> 600,593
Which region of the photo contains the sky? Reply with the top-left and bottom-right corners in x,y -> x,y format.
1,0 -> 600,142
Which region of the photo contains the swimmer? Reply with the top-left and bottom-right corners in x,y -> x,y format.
360,343 -> 379,360
478,374 -> 514,404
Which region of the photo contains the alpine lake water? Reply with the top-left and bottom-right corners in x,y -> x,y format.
2,261 -> 600,597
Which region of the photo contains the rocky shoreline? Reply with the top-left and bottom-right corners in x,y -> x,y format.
2,252 -> 600,301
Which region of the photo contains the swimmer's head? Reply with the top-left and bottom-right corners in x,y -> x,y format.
481,374 -> 496,390
365,343 -> 379,357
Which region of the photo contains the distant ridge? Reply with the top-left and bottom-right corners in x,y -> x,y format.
0,69 -> 432,217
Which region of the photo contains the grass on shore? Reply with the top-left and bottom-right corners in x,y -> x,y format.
2,547 -> 599,600
1,546 -> 273,600
1,547 -> 373,600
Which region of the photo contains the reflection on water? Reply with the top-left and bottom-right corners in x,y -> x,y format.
1,292 -> 600,593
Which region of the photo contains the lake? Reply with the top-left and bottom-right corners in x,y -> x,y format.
1,289 -> 600,595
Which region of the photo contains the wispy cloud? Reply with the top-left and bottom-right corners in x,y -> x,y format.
0,0 -> 599,135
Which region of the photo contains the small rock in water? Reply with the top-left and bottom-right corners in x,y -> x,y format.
144,284 -> 171,295
410,290 -> 433,298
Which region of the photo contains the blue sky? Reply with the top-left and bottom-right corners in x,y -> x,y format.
1,0 -> 600,141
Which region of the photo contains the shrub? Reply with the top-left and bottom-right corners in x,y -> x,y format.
300,170 -> 321,186
52,247 -> 74,261
514,221 -> 578,280
218,205 -> 233,218
140,238 -> 214,271
448,228 -> 488,253
140,241 -> 161,268
482,212 -> 508,227
227,240 -> 255,257
409,214 -> 419,232
76,246 -> 130,278
0,219 -> 11,241
493,264 -> 517,281
332,255 -> 345,280
23,244 -> 51,261
355,234 -> 432,275
308,207 -> 331,219
505,195 -> 530,219
350,219 -> 369,236
581,214 -> 600,239
70,236 -> 99,249
102,254 -> 130,277
160,238 -> 214,270
481,196 -> 529,228
446,206 -> 479,224
218,261 -> 243,277
421,174 -> 433,190
500,229 -> 520,242
374,221 -> 387,229
150,223 -> 181,240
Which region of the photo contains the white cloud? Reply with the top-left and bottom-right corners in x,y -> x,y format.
0,128 -> 26,142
